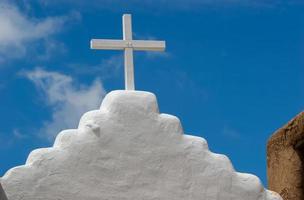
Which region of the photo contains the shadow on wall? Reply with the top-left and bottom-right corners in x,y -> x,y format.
0,182 -> 8,200
294,139 -> 304,199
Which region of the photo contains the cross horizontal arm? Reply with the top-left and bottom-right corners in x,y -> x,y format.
91,39 -> 126,50
91,39 -> 166,51
132,40 -> 166,51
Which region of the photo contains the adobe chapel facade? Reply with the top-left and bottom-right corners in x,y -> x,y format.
268,112 -> 304,200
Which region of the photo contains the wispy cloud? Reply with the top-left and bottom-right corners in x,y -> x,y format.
12,129 -> 28,139
222,126 -> 241,140
69,49 -> 168,78
69,54 -> 123,78
144,51 -> 170,59
24,68 -> 106,140
0,129 -> 28,150
0,2 -> 80,62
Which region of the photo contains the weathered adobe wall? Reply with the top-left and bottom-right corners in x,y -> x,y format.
267,112 -> 304,200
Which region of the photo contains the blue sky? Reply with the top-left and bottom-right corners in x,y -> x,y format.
0,0 -> 303,186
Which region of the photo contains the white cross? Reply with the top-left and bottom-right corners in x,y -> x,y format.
90,14 -> 166,90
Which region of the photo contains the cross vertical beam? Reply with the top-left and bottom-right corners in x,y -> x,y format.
123,14 -> 135,90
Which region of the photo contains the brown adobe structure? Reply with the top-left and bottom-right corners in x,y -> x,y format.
267,112 -> 304,200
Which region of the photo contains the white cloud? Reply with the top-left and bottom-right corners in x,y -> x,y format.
144,51 -> 170,59
12,129 -> 28,139
68,54 -> 123,78
222,126 -> 241,140
69,50 -> 168,78
0,129 -> 26,149
0,2 -> 79,62
24,68 -> 106,140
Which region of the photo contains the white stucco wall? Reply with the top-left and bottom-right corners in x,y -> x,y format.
0,182 -> 7,200
1,90 -> 282,200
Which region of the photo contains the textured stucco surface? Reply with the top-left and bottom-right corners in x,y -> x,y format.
0,181 -> 7,200
2,90 -> 281,200
267,112 -> 304,200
